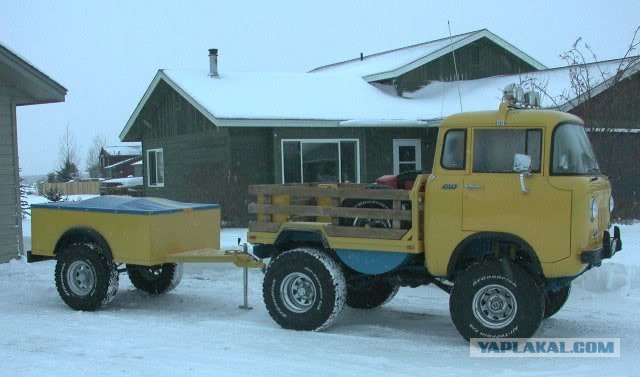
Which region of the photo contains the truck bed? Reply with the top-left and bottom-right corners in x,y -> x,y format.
247,175 -> 426,254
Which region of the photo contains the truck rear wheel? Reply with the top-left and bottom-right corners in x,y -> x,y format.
346,277 -> 399,309
263,248 -> 347,331
449,260 -> 544,341
55,243 -> 119,311
127,263 -> 183,294
544,284 -> 571,319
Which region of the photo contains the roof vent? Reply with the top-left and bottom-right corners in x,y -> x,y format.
208,49 -> 219,77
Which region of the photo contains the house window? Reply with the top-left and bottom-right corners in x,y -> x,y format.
147,148 -> 165,187
393,139 -> 422,175
281,139 -> 360,184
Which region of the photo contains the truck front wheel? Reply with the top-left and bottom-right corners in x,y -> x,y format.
55,243 -> 119,311
544,284 -> 571,319
263,248 -> 347,331
346,277 -> 399,309
449,260 -> 544,341
127,263 -> 183,294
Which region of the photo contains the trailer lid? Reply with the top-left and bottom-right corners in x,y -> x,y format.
31,196 -> 219,215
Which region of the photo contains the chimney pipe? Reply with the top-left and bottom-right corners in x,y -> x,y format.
208,48 -> 219,77
360,52 -> 363,61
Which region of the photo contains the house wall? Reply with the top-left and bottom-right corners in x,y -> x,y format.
570,73 -> 640,219
0,88 -> 21,263
272,126 -> 438,182
384,38 -> 538,94
141,87 -> 236,222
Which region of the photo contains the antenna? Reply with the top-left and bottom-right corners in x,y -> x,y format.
448,21 -> 463,112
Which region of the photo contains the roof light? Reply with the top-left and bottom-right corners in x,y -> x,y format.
502,83 -> 539,109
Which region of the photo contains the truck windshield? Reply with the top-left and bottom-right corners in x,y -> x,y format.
552,123 -> 600,175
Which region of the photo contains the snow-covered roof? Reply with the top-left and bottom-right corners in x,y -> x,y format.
120,56 -> 640,142
102,144 -> 142,157
104,157 -> 141,170
309,29 -> 546,81
400,57 -> 640,115
103,177 -> 143,188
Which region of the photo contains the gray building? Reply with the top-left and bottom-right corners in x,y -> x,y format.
0,43 -> 66,263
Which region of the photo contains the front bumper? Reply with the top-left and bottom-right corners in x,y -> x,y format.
580,226 -> 623,267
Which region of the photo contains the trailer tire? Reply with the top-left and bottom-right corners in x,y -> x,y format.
346,278 -> 400,309
544,284 -> 571,319
449,260 -> 544,341
55,243 -> 119,311
127,263 -> 183,295
263,248 -> 347,331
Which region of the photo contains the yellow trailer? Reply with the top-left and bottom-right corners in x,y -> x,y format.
28,196 -> 263,311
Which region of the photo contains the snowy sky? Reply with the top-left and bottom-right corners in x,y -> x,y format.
2,0 -> 639,175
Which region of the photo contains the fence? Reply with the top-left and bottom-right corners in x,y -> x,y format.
41,182 -> 101,196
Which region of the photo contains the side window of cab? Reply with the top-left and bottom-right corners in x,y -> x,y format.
441,129 -> 467,170
472,129 -> 542,173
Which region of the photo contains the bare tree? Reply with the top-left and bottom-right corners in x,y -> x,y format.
522,27 -> 640,220
86,135 -> 107,178
56,124 -> 80,182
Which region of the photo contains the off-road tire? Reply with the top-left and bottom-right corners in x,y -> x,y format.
263,248 -> 347,331
127,263 -> 183,294
346,278 -> 400,309
544,284 -> 571,319
55,243 -> 119,311
449,260 -> 544,341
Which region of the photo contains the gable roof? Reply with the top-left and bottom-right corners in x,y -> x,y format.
0,41 -> 67,105
309,29 -> 547,82
120,70 -> 444,141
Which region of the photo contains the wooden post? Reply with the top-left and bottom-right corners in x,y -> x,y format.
393,200 -> 401,229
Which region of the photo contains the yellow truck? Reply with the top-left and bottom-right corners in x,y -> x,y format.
248,86 -> 623,340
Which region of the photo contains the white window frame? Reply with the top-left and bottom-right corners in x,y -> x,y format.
147,148 -> 165,188
281,139 -> 360,184
393,139 -> 422,175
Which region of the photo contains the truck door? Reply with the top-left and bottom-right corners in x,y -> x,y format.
424,129 -> 469,276
462,127 -> 572,263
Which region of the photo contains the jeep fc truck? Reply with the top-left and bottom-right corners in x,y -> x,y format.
248,87 -> 623,340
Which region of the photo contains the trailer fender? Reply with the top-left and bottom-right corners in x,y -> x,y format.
54,227 -> 114,261
335,249 -> 412,275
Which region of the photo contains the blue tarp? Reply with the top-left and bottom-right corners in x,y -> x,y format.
31,196 -> 219,215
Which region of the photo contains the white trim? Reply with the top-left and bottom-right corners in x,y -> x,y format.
280,139 -> 361,184
363,30 -> 547,82
146,148 -> 164,188
392,139 -> 422,175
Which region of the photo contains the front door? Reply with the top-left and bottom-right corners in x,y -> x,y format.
462,127 -> 572,263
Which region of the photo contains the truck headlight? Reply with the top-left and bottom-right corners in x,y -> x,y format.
590,197 -> 598,222
609,196 -> 615,214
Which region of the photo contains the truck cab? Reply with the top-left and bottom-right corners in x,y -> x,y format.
248,84 -> 623,341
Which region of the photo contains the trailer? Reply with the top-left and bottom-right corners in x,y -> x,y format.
28,196 -> 263,311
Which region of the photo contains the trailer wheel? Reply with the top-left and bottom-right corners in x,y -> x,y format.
346,277 -> 400,309
127,263 -> 183,294
263,248 -> 347,331
55,243 -> 119,311
449,260 -> 544,341
544,284 -> 571,319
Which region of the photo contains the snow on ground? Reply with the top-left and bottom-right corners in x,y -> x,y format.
2,196 -> 639,376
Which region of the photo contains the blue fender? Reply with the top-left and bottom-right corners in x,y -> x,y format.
335,249 -> 412,275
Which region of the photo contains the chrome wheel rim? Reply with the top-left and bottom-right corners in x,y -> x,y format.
280,272 -> 317,313
66,260 -> 96,296
472,284 -> 517,329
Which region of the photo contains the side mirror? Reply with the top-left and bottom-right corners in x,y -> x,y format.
513,154 -> 532,173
